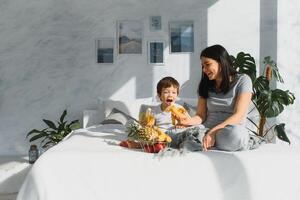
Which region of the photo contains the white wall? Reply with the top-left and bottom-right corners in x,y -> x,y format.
0,0 -> 299,155
277,0 -> 300,145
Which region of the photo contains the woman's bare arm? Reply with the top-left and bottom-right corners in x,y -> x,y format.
179,97 -> 207,126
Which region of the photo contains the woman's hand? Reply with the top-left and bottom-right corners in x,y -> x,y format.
202,130 -> 217,150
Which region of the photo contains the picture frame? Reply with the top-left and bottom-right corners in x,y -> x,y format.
169,21 -> 194,53
96,38 -> 114,64
117,20 -> 143,54
149,16 -> 162,31
148,40 -> 165,65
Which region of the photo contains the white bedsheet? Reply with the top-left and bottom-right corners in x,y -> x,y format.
17,124 -> 300,200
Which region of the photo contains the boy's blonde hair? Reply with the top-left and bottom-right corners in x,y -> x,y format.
156,77 -> 180,95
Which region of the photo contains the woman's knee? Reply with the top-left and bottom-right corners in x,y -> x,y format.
215,124 -> 249,151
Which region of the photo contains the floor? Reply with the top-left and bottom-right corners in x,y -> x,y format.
0,156 -> 31,200
0,193 -> 17,200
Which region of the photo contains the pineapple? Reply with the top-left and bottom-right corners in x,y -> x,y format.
126,109 -> 172,145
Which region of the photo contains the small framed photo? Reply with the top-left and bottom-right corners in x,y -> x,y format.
169,21 -> 194,53
148,40 -> 165,65
117,20 -> 143,54
150,16 -> 162,31
96,38 -> 114,64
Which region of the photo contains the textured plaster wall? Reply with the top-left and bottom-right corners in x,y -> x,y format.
0,0 -> 299,154
277,0 -> 300,145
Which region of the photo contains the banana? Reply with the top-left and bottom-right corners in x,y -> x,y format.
168,105 -> 187,120
153,126 -> 172,143
139,108 -> 155,127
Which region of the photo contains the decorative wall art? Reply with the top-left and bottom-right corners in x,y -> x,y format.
150,16 -> 162,31
169,21 -> 194,53
96,38 -> 114,63
117,20 -> 143,54
148,40 -> 165,65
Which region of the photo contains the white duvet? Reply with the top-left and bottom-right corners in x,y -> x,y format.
17,124 -> 300,200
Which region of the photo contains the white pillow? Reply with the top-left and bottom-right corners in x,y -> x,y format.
100,108 -> 137,125
97,97 -> 156,121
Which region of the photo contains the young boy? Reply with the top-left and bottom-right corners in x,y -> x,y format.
127,76 -> 206,151
122,77 -> 188,150
150,76 -> 189,131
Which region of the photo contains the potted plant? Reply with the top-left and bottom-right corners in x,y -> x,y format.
26,110 -> 80,149
231,52 -> 295,144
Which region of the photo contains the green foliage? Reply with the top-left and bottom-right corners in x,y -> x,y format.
232,53 -> 295,144
231,52 -> 257,81
274,123 -> 290,145
26,110 -> 80,149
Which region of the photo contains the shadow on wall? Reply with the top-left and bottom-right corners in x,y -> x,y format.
260,0 -> 278,90
180,0 -> 218,98
260,0 -> 277,74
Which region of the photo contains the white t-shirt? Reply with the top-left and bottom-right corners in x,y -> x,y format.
151,103 -> 186,131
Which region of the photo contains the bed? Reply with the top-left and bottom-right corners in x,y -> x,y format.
17,98 -> 300,200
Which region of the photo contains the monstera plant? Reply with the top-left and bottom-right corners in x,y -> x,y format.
26,110 -> 80,149
231,52 -> 295,144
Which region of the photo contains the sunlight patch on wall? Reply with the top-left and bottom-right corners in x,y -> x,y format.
109,77 -> 136,100
207,0 -> 260,58
153,53 -> 191,98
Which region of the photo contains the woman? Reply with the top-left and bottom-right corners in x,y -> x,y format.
180,44 -> 253,151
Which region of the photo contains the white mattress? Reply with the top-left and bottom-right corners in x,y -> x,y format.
17,124 -> 300,200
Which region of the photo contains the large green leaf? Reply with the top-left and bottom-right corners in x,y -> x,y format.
26,128 -> 48,138
60,110 -> 67,123
43,119 -> 57,130
255,89 -> 295,118
57,122 -> 66,132
253,76 -> 269,97
274,123 -> 290,144
232,52 -> 257,82
29,132 -> 49,142
68,120 -> 80,130
272,89 -> 295,106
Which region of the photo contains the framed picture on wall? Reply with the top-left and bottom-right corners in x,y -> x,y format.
150,16 -> 162,31
96,38 -> 114,64
117,20 -> 143,54
169,21 -> 194,53
148,40 -> 165,65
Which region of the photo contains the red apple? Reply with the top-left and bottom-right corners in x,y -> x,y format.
153,143 -> 165,153
143,144 -> 154,153
119,140 -> 129,148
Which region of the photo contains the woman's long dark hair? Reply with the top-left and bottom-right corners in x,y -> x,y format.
198,44 -> 237,98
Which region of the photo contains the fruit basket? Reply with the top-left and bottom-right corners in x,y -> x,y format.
125,122 -> 171,153
120,108 -> 172,153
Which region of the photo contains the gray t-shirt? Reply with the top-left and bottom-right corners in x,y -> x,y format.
152,103 -> 185,131
203,73 -> 253,128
